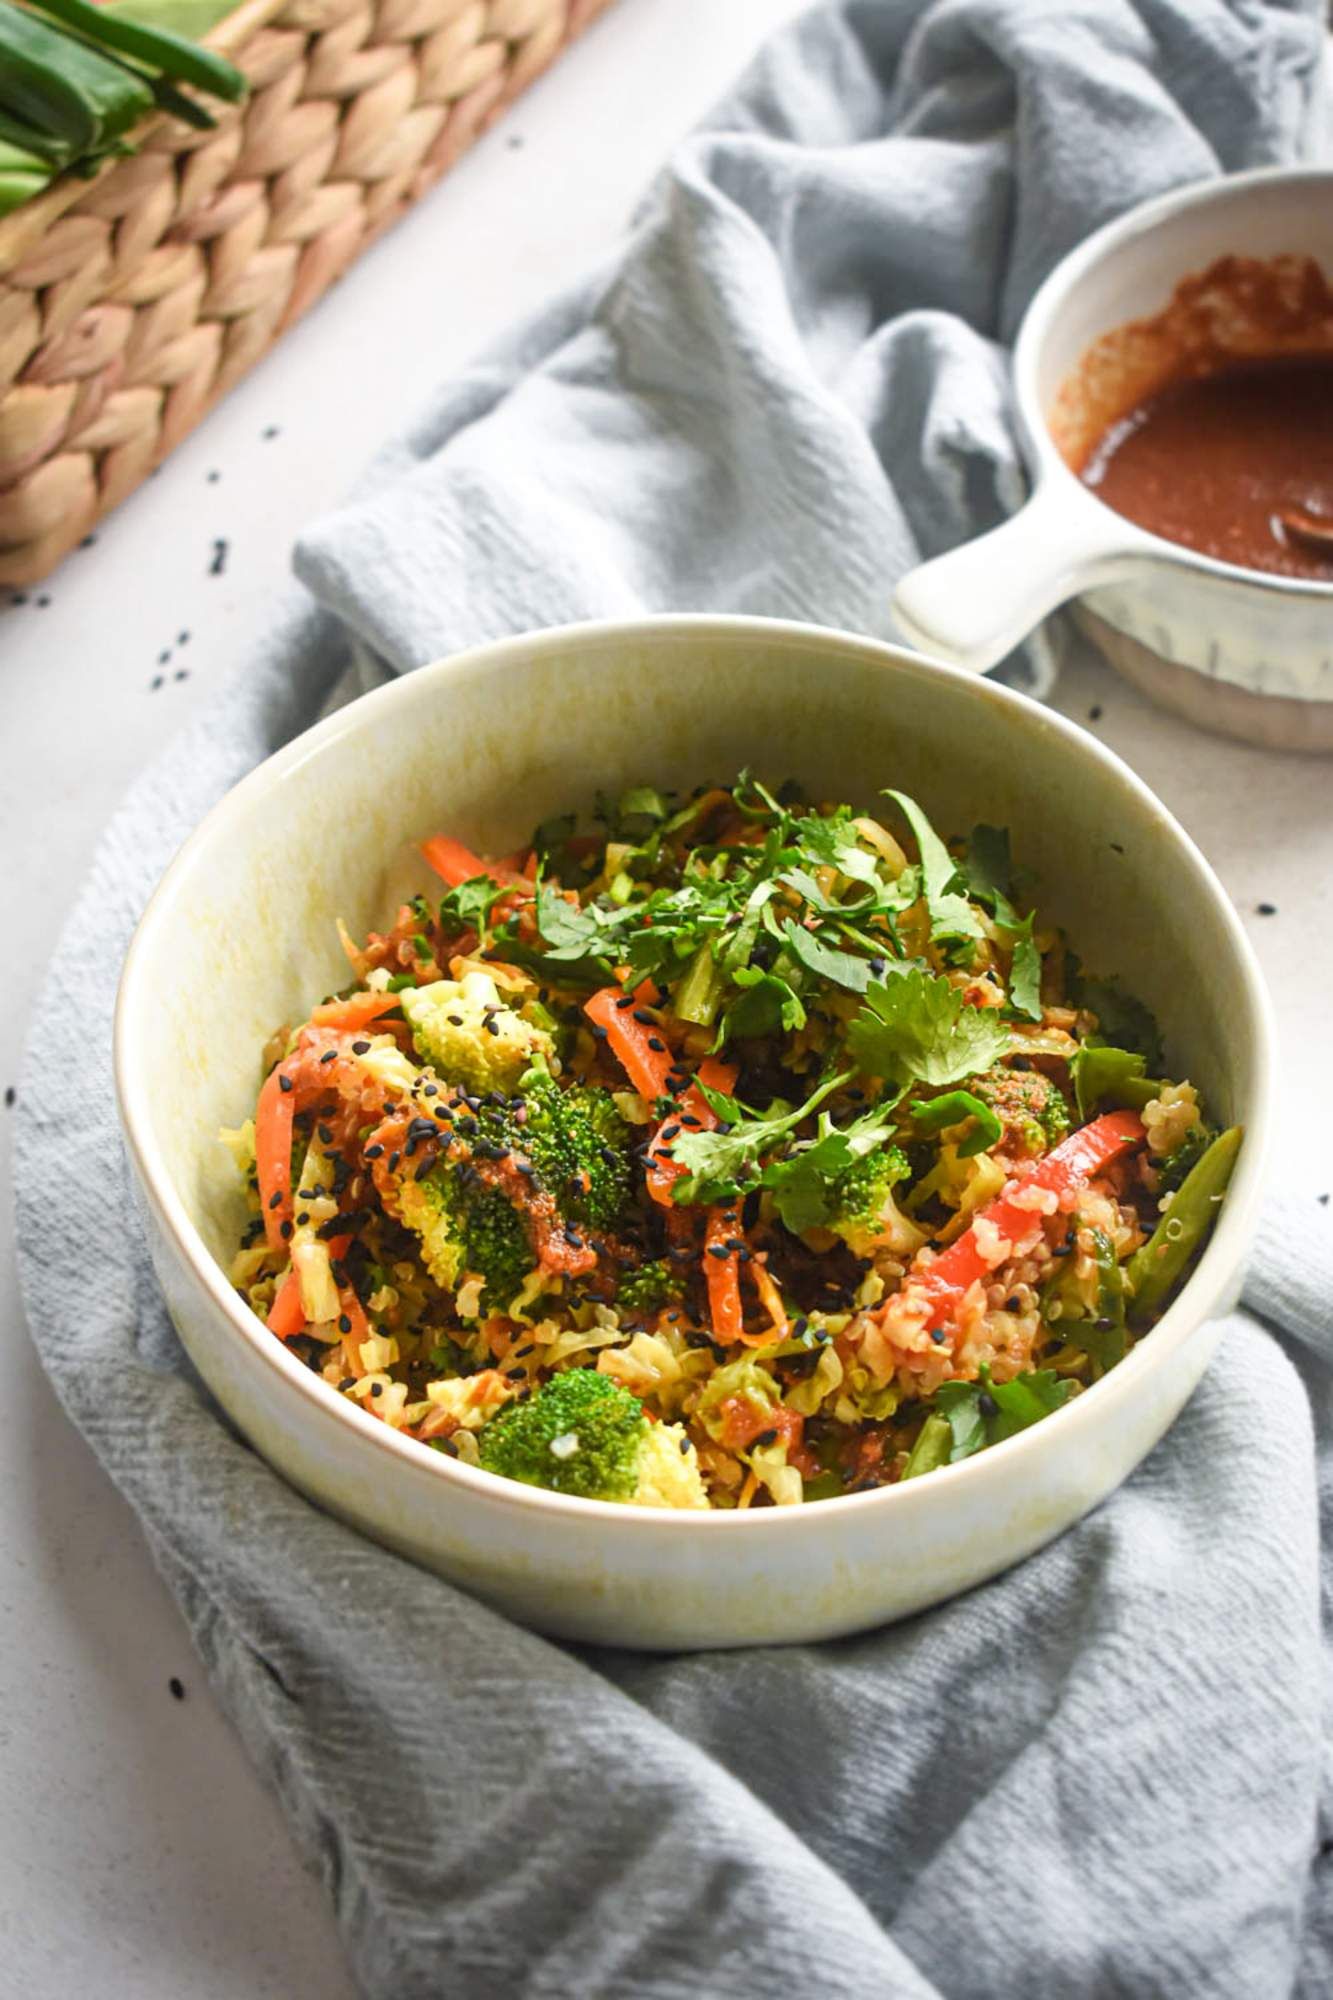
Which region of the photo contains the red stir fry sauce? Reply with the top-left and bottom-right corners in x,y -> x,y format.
1081,354 -> 1333,582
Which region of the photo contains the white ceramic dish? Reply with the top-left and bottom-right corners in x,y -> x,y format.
114,616 -> 1274,1650
891,168 -> 1333,752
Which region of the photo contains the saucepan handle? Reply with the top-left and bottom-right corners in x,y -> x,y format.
891,482 -> 1144,674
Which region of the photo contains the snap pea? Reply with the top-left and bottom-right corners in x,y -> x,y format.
1126,1125 -> 1242,1320
0,135 -> 53,214
0,3 -> 145,155
902,1412 -> 952,1480
24,0 -> 246,105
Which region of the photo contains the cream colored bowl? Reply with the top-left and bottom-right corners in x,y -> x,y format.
114,617 -> 1274,1650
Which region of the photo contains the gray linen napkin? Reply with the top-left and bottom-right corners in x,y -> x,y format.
15,3 -> 1333,1995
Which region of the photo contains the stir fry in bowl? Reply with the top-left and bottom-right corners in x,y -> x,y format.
223,775 -> 1239,1511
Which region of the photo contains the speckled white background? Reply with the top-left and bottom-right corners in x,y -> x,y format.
2,1 -> 1330,1991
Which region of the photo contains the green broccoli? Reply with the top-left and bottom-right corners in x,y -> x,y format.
400,970 -> 554,1094
827,1144 -> 920,1257
1157,1119 -> 1216,1196
615,1259 -> 685,1315
393,1163 -> 534,1311
477,1370 -> 708,1507
508,1066 -> 634,1234
976,1066 -> 1070,1155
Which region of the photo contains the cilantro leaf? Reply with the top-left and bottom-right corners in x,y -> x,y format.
933,1365 -> 1072,1462
795,809 -> 882,886
1005,912 -> 1043,1023
848,969 -> 1009,1094
781,920 -> 874,993
439,873 -> 509,941
910,1089 -> 1002,1157
668,1071 -> 850,1204
759,1102 -> 902,1232
964,824 -> 1015,910
884,790 -> 984,944
725,966 -> 806,1040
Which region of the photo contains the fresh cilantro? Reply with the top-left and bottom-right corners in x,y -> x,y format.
963,823 -> 1016,917
725,966 -> 807,1039
781,919 -> 874,992
933,1365 -> 1072,1462
668,1070 -> 850,1204
910,1089 -> 1002,1157
848,969 -> 1009,1095
439,872 -> 509,942
1005,912 -> 1043,1023
760,1103 -> 902,1232
795,809 -> 882,887
884,790 -> 984,944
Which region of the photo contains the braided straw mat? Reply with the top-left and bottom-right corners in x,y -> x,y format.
0,0 -> 615,585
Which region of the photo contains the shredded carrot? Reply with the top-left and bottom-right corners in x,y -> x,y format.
704,1208 -> 744,1342
744,1255 -> 789,1344
420,834 -> 527,890
736,1469 -> 759,1510
645,1053 -> 737,1207
255,1062 -> 295,1251
266,1270 -> 305,1339
585,985 -> 673,1102
309,991 -> 401,1033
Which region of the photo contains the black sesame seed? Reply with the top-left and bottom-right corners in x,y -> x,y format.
296,1211 -> 309,1226
505,1366 -> 525,1380
1110,841 -> 1125,856
1088,705 -> 1103,722
1319,1194 -> 1330,1207
317,1124 -> 334,1144
338,1314 -> 352,1334
615,994 -> 635,1010
1256,902 -> 1278,917
351,1038 -> 371,1054
632,1008 -> 655,1025
978,1392 -> 998,1418
447,1014 -> 465,1026
423,1083 -> 438,1097
319,1049 -> 337,1065
278,1074 -> 293,1093
679,1435 -> 690,1454
388,1152 -> 400,1171
370,1382 -> 383,1397
279,1221 -> 293,1240
931,1328 -> 946,1344
647,1036 -> 666,1052
591,1023 -> 609,1040
168,1677 -> 185,1700
753,1428 -> 778,1448
484,1017 -> 501,1035
706,1245 -> 731,1262
364,1143 -> 384,1159
268,1190 -> 282,1209
177,630 -> 190,645
338,1377 -> 355,1392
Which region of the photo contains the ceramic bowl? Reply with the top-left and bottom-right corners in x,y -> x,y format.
891,167 -> 1333,752
114,617 -> 1274,1649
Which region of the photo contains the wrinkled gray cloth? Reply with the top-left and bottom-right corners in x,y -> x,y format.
14,2 -> 1333,1995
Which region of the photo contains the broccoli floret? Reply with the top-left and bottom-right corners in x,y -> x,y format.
615,1259 -> 685,1314
400,971 -> 554,1094
1157,1120 -> 1216,1196
394,1165 -> 534,1311
977,1067 -> 1069,1154
477,1370 -> 708,1507
510,1067 -> 634,1233
827,1144 -> 920,1257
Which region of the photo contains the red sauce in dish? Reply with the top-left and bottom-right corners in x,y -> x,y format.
1081,354 -> 1333,581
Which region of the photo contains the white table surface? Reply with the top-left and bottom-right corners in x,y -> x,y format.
2,2 -> 1330,1992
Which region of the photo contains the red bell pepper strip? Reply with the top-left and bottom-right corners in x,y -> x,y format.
704,1207 -> 744,1342
420,834 -> 527,891
255,1061 -> 296,1252
914,1109 -> 1146,1331
309,991 -> 401,1033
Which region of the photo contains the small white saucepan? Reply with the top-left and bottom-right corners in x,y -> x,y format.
891,167 -> 1333,753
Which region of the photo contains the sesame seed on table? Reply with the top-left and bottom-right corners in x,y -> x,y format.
0,3 -> 1330,1997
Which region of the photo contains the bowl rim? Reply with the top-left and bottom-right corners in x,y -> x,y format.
114,612 -> 1276,1533
1013,162 -> 1333,601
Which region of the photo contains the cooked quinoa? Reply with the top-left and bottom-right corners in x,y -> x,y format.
223,775 -> 1240,1509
